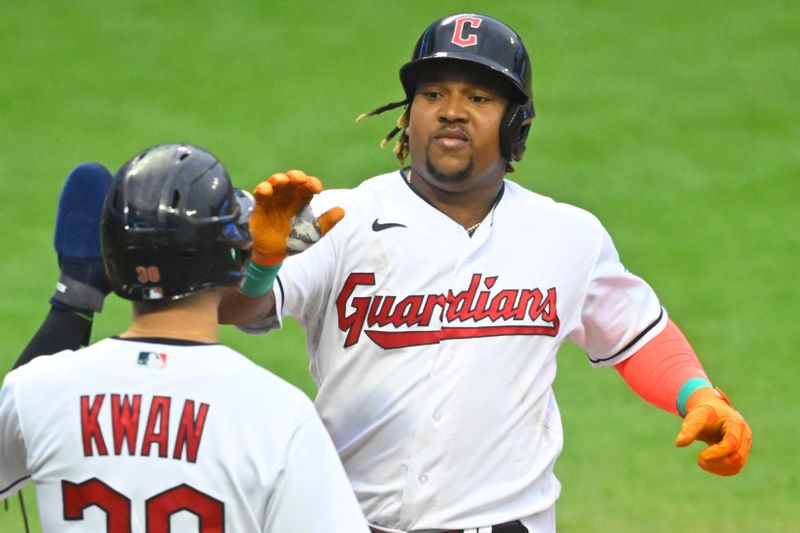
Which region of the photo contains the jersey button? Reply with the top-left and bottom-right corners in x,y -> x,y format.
433,410 -> 442,421
419,474 -> 428,484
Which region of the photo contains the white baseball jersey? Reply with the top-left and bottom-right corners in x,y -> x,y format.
242,169 -> 667,532
0,337 -> 369,533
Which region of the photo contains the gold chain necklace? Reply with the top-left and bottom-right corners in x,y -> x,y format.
405,170 -> 482,235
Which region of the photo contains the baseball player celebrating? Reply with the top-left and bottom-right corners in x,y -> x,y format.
1,144 -> 368,532
220,13 -> 753,533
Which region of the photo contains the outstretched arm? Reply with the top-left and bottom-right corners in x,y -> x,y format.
218,288 -> 277,325
218,170 -> 343,325
614,319 -> 752,475
14,163 -> 113,369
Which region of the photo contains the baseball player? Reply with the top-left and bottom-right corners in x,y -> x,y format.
219,13 -> 753,533
1,144 -> 368,532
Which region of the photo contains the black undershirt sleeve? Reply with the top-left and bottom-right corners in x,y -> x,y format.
13,308 -> 93,369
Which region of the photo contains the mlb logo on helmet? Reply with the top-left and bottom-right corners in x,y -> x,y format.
138,351 -> 168,368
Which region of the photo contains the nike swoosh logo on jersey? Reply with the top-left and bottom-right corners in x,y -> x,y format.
372,219 -> 407,232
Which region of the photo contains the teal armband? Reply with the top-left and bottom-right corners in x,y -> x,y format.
676,377 -> 713,417
239,262 -> 282,297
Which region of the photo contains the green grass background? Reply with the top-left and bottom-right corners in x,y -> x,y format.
1,0 -> 798,531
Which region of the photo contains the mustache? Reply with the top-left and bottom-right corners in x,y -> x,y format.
433,126 -> 469,141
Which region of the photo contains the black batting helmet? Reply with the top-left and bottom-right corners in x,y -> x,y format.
400,13 -> 534,161
101,143 -> 253,301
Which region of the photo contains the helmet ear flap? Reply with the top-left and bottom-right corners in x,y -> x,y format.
500,104 -> 534,162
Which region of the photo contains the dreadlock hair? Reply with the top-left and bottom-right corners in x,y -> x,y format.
356,99 -> 517,173
356,99 -> 411,165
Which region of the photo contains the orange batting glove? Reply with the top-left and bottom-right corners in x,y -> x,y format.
675,388 -> 752,476
249,170 -> 345,266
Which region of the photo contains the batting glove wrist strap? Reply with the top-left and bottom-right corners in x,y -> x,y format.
50,274 -> 106,313
240,262 -> 282,297
676,377 -> 713,417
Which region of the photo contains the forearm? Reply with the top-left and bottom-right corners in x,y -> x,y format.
218,258 -> 282,325
616,318 -> 752,475
614,319 -> 711,416
218,288 -> 277,325
14,307 -> 93,369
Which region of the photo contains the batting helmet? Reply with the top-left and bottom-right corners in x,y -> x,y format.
101,143 -> 253,301
399,13 -> 534,161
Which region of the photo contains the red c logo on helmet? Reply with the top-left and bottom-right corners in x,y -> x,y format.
451,16 -> 482,48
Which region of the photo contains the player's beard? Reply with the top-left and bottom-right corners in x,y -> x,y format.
424,146 -> 474,184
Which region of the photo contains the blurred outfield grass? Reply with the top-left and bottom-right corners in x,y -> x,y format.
1,0 -> 798,531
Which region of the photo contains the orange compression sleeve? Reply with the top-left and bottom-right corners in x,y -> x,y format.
614,319 -> 711,416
